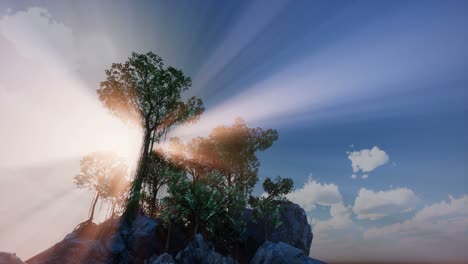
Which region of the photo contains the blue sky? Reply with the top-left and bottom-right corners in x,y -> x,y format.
0,0 -> 467,262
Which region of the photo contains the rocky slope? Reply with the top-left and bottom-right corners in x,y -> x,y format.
1,202 -> 326,264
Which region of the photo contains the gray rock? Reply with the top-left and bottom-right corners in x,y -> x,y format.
146,253 -> 175,264
175,234 -> 237,264
250,242 -> 327,264
0,252 -> 25,264
244,201 -> 313,252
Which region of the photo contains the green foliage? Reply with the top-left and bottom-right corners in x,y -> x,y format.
97,52 -> 204,131
263,176 -> 293,201
162,173 -> 227,236
141,151 -> 183,217
97,51 -> 204,219
168,118 -> 278,196
249,176 -> 294,241
249,196 -> 282,241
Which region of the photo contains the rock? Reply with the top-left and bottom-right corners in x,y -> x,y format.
0,252 -> 25,264
105,234 -> 126,254
27,239 -> 108,264
243,201 -> 312,252
126,214 -> 162,262
250,242 -> 327,264
175,234 -> 237,264
146,253 -> 175,264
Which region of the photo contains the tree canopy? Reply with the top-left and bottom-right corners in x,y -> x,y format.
168,118 -> 278,196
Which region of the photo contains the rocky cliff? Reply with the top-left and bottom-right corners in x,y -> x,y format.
0,202 -> 326,264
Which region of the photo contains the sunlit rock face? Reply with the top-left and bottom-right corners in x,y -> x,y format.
0,252 -> 26,264
243,201 -> 313,255
26,214 -> 162,264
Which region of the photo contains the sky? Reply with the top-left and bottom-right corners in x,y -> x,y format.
0,0 -> 467,262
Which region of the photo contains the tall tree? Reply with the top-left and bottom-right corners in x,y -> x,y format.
97,52 -> 204,219
74,152 -> 128,222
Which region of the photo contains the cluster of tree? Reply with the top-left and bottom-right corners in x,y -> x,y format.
73,52 -> 294,255
160,118 -> 281,250
73,152 -> 129,222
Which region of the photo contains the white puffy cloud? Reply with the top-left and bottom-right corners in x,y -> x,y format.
314,203 -> 354,233
287,176 -> 342,211
348,146 -> 389,173
351,174 -> 357,179
361,174 -> 368,179
353,187 -> 419,220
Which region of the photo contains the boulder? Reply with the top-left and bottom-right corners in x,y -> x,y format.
0,252 -> 26,264
175,234 -> 237,264
243,201 -> 312,252
250,242 -> 326,264
126,214 -> 162,261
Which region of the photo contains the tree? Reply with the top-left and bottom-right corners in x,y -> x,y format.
168,118 -> 278,196
142,151 -> 183,217
104,172 -> 130,218
73,152 -> 128,222
249,176 -> 293,241
97,52 -> 204,219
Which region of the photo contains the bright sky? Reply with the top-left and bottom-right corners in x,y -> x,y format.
0,1 -> 467,262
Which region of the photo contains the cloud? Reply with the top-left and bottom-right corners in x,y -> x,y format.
0,7 -> 77,66
361,174 -> 368,179
365,195 -> 468,239
348,146 -> 389,173
313,203 -> 354,234
287,176 -> 342,211
363,195 -> 468,260
351,174 -> 357,179
353,187 -> 419,220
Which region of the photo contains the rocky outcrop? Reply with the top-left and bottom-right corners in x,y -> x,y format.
17,202 -> 322,264
0,252 -> 26,264
27,213 -> 162,264
175,234 -> 237,264
250,242 -> 326,264
243,201 -> 313,256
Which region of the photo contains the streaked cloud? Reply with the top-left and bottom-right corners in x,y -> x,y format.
365,195 -> 468,239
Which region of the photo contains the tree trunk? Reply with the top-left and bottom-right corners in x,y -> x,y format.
125,128 -> 152,222
194,216 -> 199,237
150,181 -> 158,216
165,220 -> 172,251
89,192 -> 100,221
